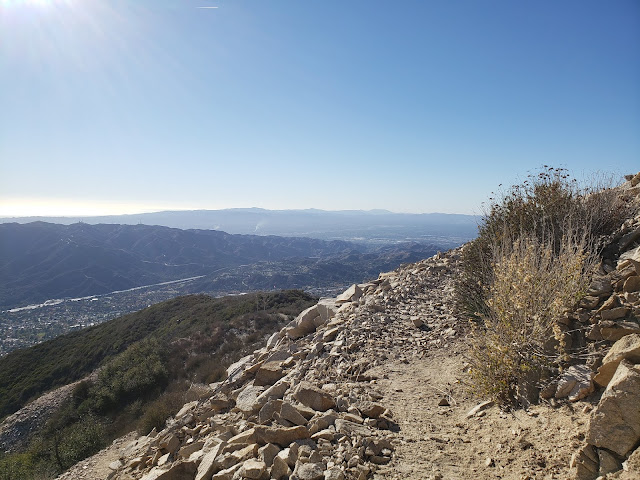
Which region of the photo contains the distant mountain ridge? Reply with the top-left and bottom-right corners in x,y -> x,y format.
0,222 -> 446,311
0,208 -> 479,242
0,222 -> 355,310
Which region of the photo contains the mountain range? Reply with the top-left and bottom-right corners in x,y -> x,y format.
0,208 -> 479,243
0,222 -> 445,310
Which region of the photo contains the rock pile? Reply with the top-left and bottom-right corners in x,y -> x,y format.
560,173 -> 640,480
89,250 -> 459,480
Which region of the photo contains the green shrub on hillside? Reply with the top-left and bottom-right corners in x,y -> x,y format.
0,290 -> 316,423
84,339 -> 168,414
0,452 -> 39,480
136,391 -> 184,435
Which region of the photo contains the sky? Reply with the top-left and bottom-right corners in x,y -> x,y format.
0,0 -> 638,216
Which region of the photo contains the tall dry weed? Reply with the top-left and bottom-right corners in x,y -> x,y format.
468,231 -> 597,406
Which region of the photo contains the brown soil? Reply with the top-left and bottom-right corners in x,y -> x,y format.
56,432 -> 138,480
373,342 -> 591,480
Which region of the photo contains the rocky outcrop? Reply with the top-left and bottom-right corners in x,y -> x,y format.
593,334 -> 640,387
587,360 -> 640,457
567,174 -> 640,479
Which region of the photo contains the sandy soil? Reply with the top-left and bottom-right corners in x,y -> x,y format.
372,342 -> 592,480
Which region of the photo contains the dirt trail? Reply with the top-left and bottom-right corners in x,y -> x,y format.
57,432 -> 138,480
373,342 -> 591,480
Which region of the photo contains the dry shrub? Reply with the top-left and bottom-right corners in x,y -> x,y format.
468,232 -> 597,406
459,168 -> 634,407
136,391 -> 183,435
457,167 -> 631,320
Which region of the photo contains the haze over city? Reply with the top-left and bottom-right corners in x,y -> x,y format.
1,0 -> 638,217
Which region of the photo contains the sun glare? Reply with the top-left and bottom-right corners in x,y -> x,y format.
0,0 -> 64,6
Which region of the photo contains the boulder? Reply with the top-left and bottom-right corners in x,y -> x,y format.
336,284 -> 363,304
324,467 -> 345,480
235,384 -> 266,413
258,443 -> 280,466
178,441 -> 204,459
554,365 -> 594,402
317,298 -> 338,322
279,402 -> 308,426
356,401 -> 386,419
598,448 -> 622,475
265,331 -> 281,349
594,334 -> 640,387
571,444 -> 599,480
256,378 -> 290,405
175,401 -> 198,419
295,461 -> 325,480
254,425 -> 310,447
219,443 -> 258,469
271,455 -> 292,480
208,395 -> 233,413
588,277 -> 613,297
258,399 -> 283,425
286,305 -> 321,339
623,276 -> 640,293
237,459 -> 266,479
293,382 -> 336,411
195,441 -> 226,480
311,429 -> 335,441
277,444 -> 298,468
211,463 -> 242,480
159,433 -> 181,454
587,360 -> 640,457
601,320 -> 640,342
140,461 -> 198,480
580,296 -> 602,309
226,355 -> 254,383
620,227 -> 640,250
611,447 -> 640,479
228,428 -> 259,445
254,361 -> 285,387
334,419 -> 373,437
322,327 -> 340,342
621,246 -> 640,264
601,307 -> 631,321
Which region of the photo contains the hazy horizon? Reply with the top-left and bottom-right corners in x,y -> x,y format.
0,206 -> 483,220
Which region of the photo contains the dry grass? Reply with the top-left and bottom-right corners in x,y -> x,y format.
468,232 -> 597,406
457,167 -> 629,407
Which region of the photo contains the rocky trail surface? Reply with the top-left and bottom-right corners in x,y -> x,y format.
55,247 -> 606,480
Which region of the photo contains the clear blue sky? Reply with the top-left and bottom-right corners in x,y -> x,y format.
1,0 -> 638,216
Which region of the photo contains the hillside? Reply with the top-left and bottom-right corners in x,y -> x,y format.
0,290 -> 317,423
53,249 -> 596,480
0,222 -> 354,310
